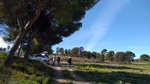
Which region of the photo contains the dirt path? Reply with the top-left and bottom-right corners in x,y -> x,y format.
49,62 -> 91,84
67,68 -> 90,84
50,65 -> 70,84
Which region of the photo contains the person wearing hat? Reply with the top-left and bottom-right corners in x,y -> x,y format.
67,57 -> 72,68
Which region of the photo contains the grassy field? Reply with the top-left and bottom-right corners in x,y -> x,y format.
62,68 -> 74,83
49,55 -> 99,63
51,55 -> 150,84
71,62 -> 150,84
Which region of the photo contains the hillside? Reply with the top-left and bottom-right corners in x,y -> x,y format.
0,53 -> 55,84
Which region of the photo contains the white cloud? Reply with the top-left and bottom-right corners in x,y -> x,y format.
0,35 -> 8,48
86,0 -> 129,51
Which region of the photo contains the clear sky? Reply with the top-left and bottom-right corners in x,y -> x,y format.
0,0 -> 149,59
52,0 -> 150,59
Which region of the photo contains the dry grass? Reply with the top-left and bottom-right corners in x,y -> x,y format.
49,55 -> 99,63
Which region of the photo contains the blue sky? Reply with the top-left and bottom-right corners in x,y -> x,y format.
0,0 -> 149,59
52,0 -> 150,59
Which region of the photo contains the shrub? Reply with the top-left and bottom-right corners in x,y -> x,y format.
0,66 -> 12,84
0,53 -> 7,64
0,56 -> 55,84
10,70 -> 27,81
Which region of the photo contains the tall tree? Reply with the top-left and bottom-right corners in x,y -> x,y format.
0,0 -> 49,66
0,0 -> 100,66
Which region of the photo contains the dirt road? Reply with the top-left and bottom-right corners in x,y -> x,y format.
49,62 -> 90,84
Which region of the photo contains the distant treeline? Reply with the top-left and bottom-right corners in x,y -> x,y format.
55,47 -> 150,63
0,47 -> 6,51
0,46 -> 10,52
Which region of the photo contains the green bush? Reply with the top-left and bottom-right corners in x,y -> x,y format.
0,53 -> 7,59
42,77 -> 51,84
0,53 -> 7,64
0,66 -> 12,84
19,79 -> 39,84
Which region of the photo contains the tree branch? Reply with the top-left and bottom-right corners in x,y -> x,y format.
17,16 -> 23,30
24,0 -> 49,31
41,0 -> 49,8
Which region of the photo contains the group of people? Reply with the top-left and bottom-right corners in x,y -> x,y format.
52,55 -> 72,68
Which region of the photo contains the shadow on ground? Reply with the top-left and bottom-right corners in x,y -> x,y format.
72,63 -> 150,84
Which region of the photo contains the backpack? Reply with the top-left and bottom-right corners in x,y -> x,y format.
68,58 -> 72,63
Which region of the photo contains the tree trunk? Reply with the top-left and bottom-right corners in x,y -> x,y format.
24,37 -> 31,59
24,26 -> 40,59
3,31 -> 25,66
3,0 -> 48,66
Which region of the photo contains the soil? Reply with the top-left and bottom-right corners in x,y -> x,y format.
49,62 -> 90,84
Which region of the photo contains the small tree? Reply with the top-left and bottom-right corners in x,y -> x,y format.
91,52 -> 97,58
65,49 -> 68,56
101,49 -> 107,55
82,51 -> 91,59
56,47 -> 60,55
79,47 -> 84,57
106,51 -> 114,62
114,52 -> 126,63
96,53 -> 100,59
87,51 -> 91,59
59,48 -> 64,55
71,47 -> 79,57
125,51 -> 135,63
140,54 -> 150,61
99,49 -> 107,62
68,49 -> 71,56
99,54 -> 104,62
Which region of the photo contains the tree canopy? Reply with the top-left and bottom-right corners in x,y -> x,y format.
0,0 -> 100,66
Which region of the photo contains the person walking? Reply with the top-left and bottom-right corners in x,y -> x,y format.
52,55 -> 56,66
57,56 -> 61,66
67,57 -> 72,68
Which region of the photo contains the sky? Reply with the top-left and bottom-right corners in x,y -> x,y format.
52,0 -> 150,59
0,0 -> 150,59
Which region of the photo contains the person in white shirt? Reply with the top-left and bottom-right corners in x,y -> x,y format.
52,55 -> 56,66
